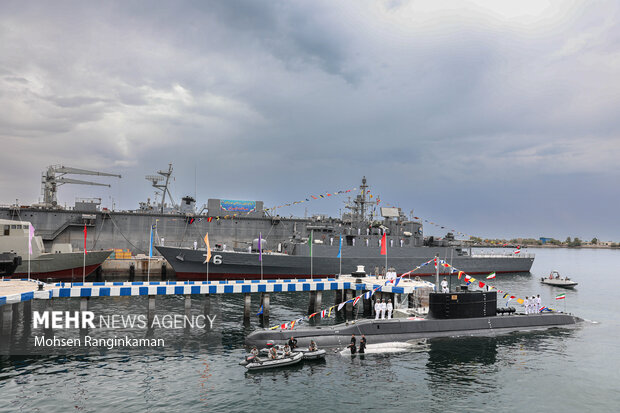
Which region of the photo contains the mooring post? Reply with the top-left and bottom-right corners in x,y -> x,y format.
148,296 -> 156,324
80,297 -> 88,312
185,295 -> 192,318
243,293 -> 251,324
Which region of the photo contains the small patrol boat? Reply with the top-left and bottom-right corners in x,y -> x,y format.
541,271 -> 578,288
293,348 -> 326,360
244,351 -> 303,371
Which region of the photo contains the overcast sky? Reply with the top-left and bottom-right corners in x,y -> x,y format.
1,0 -> 619,241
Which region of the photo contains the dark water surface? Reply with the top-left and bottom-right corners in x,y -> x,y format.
1,248 -> 619,412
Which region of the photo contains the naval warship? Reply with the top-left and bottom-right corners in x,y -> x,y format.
0,164 -> 534,279
246,291 -> 583,348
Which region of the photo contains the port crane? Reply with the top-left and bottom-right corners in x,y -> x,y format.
41,165 -> 121,207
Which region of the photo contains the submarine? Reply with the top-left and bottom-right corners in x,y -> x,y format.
245,290 -> 583,348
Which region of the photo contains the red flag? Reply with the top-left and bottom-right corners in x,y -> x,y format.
478,281 -> 485,288
207,217 -> 213,222
434,257 -> 437,269
380,233 -> 387,255
83,224 -> 88,255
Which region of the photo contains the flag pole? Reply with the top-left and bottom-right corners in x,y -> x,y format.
82,224 -> 87,283
385,234 -> 388,274
339,236 -> 342,277
259,232 -> 263,281
310,229 -> 313,280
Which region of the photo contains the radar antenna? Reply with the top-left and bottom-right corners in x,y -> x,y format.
146,163 -> 175,213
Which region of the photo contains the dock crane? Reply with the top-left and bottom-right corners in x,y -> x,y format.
41,165 -> 121,207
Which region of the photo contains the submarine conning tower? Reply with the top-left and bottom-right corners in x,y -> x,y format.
428,291 -> 497,319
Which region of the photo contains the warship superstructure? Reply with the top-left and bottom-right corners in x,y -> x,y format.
0,165 -> 534,279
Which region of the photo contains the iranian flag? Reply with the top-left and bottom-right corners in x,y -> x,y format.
556,293 -> 566,300
486,272 -> 496,279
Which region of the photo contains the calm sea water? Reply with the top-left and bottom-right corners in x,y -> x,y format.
1,248 -> 619,412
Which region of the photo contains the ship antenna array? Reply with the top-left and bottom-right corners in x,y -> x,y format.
41,165 -> 121,207
145,163 -> 176,213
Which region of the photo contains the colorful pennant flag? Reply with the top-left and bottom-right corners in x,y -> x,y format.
28,223 -> 35,255
486,272 -> 496,279
256,305 -> 263,316
353,295 -> 362,306
203,233 -> 211,263
380,233 -> 387,256
478,281 -> 486,288
556,293 -> 566,300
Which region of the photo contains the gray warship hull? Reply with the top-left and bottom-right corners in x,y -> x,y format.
245,314 -> 583,348
156,244 -> 534,280
12,250 -> 112,281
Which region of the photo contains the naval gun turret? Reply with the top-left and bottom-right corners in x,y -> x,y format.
39,165 -> 121,208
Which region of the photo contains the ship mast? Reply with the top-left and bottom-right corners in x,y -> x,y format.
344,176 -> 373,226
146,163 -> 175,213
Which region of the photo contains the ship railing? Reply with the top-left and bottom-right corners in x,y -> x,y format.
471,253 -> 535,258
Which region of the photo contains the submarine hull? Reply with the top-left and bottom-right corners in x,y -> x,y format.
246,314 -> 583,348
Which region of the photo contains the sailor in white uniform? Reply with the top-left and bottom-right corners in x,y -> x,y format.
374,300 -> 381,320
380,299 -> 387,319
441,278 -> 449,293
386,299 -> 393,319
524,297 -> 530,314
536,294 -> 541,313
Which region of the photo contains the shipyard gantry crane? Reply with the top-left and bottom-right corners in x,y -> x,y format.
41,165 -> 121,207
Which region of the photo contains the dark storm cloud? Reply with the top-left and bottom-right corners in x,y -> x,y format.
1,0 -> 619,241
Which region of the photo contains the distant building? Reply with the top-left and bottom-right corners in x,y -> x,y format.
539,237 -> 554,244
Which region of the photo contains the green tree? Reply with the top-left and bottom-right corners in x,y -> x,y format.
565,237 -> 571,244
591,238 -> 598,244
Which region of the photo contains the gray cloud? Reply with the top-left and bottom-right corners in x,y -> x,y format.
1,0 -> 619,241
